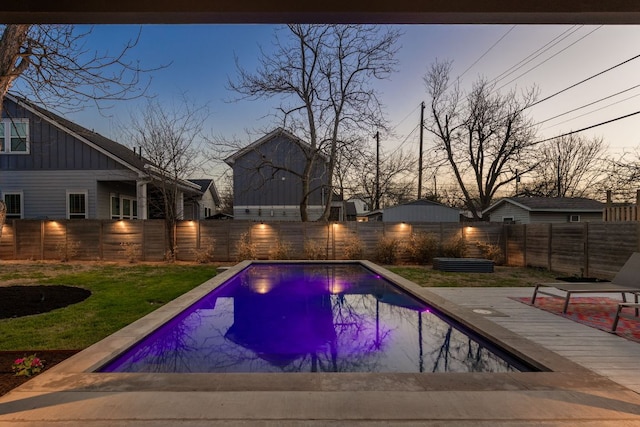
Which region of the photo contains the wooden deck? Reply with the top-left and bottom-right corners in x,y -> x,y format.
424,287 -> 640,393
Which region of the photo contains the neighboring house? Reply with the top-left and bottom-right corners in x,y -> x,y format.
224,128 -> 342,221
0,94 -> 210,220
483,197 -> 605,224
187,179 -> 221,219
346,195 -> 372,221
382,199 -> 460,223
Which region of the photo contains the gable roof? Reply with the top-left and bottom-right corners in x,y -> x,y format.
6,94 -> 148,173
224,127 -> 329,166
483,197 -> 605,214
6,94 -> 201,193
385,198 -> 460,211
188,179 -> 221,205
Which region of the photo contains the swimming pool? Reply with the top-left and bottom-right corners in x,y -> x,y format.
99,262 -> 535,374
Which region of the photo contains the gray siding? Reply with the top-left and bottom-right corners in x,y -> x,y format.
1,100 -> 127,171
383,205 -> 460,222
232,205 -> 325,221
1,170 -> 138,219
488,204 -> 531,223
530,212 -> 603,223
489,203 -> 603,224
232,134 -> 328,208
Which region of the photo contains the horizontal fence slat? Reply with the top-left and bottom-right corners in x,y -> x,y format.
0,220 -> 638,279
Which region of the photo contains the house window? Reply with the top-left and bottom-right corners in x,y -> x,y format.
67,191 -> 88,219
0,119 -> 29,153
502,216 -> 515,224
111,195 -> 120,219
3,192 -> 23,219
111,194 -> 138,219
569,214 -> 581,222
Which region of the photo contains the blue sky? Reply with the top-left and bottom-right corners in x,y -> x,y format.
64,24 -> 640,181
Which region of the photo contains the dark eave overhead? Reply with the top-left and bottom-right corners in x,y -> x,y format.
1,1 -> 640,24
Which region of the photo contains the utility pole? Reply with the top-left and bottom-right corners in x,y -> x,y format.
375,131 -> 380,210
417,101 -> 425,200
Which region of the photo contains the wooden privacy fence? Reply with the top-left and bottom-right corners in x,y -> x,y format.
1,219 -> 638,279
0,219 -> 496,263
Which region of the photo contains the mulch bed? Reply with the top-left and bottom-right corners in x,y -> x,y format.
0,285 -> 88,396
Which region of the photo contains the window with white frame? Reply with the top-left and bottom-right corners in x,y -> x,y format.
67,191 -> 88,219
110,194 -> 138,219
3,192 -> 23,219
0,119 -> 29,154
569,214 -> 581,222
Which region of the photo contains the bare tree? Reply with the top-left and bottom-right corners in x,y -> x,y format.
228,24 -> 400,221
0,24 -> 158,117
424,60 -> 539,220
600,148 -> 640,203
0,24 -> 160,232
121,98 -> 210,259
350,148 -> 417,208
520,134 -> 608,198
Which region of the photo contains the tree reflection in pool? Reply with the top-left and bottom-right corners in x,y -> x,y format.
99,263 -> 532,373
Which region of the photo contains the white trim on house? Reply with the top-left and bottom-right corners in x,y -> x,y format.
66,189 -> 89,219
2,190 -> 24,219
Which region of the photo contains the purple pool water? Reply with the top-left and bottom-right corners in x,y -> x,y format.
100,263 -> 532,373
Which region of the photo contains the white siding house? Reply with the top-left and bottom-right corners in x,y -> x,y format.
483,197 -> 604,224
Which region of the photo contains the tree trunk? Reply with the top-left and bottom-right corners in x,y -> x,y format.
0,24 -> 31,117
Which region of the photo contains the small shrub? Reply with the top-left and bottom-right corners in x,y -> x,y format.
405,231 -> 439,264
269,239 -> 291,260
476,242 -> 505,265
304,239 -> 327,260
235,232 -> 257,261
56,240 -> 81,262
440,235 -> 467,258
342,234 -> 364,260
164,247 -> 178,263
12,354 -> 45,377
193,244 -> 215,264
374,235 -> 399,264
120,242 -> 140,263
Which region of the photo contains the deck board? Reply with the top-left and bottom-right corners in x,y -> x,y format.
424,287 -> 640,393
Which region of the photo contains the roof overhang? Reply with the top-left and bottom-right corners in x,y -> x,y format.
6,94 -> 144,176
2,1 -> 640,24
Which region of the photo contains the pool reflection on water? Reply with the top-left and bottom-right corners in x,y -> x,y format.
100,263 -> 531,373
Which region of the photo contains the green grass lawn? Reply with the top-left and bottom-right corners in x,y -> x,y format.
386,265 -> 557,287
0,262 -> 217,350
0,261 -> 556,351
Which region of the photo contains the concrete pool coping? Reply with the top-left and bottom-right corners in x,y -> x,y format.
1,260 -> 640,425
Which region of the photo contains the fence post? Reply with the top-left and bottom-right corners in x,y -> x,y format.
523,224 -> 527,268
583,222 -> 589,277
40,220 -> 45,260
547,223 -> 553,271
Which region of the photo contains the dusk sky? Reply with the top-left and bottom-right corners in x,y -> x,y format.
61,24 -> 640,183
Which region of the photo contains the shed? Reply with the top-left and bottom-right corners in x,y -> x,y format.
483,197 -> 604,224
382,199 -> 460,223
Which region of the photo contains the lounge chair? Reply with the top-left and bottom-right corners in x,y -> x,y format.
530,252 -> 640,314
612,301 -> 640,331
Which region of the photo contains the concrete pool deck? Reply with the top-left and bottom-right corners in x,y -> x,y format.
1,262 -> 640,425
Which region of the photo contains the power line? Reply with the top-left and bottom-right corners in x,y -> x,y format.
541,92 -> 640,130
490,25 -> 582,86
533,109 -> 640,145
496,26 -> 602,93
528,50 -> 640,109
455,25 -> 516,84
536,84 -> 640,127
